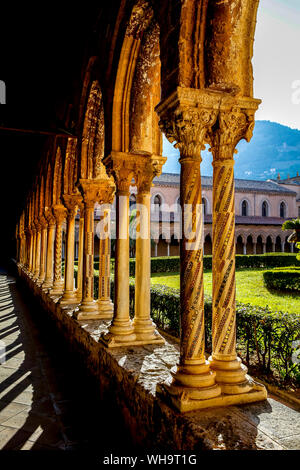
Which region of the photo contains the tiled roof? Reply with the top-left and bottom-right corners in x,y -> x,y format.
153,173 -> 296,195
203,215 -> 284,225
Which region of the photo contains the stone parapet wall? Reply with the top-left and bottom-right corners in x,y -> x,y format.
18,268 -> 286,451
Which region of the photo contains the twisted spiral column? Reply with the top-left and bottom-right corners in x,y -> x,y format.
171,156 -> 220,398
208,107 -> 258,394
50,205 -> 66,296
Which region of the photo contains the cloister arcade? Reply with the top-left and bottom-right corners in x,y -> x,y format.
15,0 -> 269,413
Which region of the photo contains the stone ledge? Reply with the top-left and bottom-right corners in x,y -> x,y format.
18,269 -> 300,450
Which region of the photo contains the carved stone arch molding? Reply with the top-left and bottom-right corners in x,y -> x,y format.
63,137 -> 78,195
53,147 -> 63,206
112,0 -> 161,155
80,80 -> 109,180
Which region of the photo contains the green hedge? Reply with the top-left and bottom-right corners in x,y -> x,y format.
263,268 -> 300,292
74,253 -> 300,277
110,253 -> 300,276
109,280 -> 300,386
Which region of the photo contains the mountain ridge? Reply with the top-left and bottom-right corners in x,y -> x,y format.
162,120 -> 300,180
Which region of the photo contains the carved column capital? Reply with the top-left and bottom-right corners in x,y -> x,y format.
135,155 -> 167,194
155,87 -> 221,159
104,151 -> 166,194
52,204 -> 67,224
206,96 -> 261,161
39,214 -> 48,229
34,218 -> 42,232
79,179 -> 115,207
63,194 -> 82,219
44,207 -> 56,226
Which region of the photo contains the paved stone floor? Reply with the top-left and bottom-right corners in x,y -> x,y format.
0,269 -> 299,451
0,269 -> 133,451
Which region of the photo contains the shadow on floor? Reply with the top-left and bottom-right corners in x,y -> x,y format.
0,268 -> 136,451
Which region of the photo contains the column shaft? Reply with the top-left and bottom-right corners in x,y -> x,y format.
171,157 -> 220,397
43,223 -> 56,290
133,192 -> 162,342
60,208 -> 78,304
33,228 -> 41,280
50,210 -> 65,295
209,150 -> 252,394
103,190 -> 135,342
76,214 -> 84,301
97,209 -> 114,317
37,226 -> 47,284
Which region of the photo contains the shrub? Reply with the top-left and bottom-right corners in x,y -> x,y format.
263,268 -> 300,292
123,253 -> 299,275
109,279 -> 300,386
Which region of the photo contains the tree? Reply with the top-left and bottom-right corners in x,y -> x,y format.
282,218 -> 300,260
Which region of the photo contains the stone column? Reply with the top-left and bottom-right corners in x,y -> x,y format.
133,158 -> 166,344
155,88 -> 222,407
76,207 -> 84,301
154,240 -> 158,257
74,181 -> 113,320
166,239 -> 170,257
42,211 -> 56,290
33,220 -> 42,280
272,242 -> 276,252
243,243 -> 247,255
281,241 -> 285,253
37,218 -> 48,286
291,243 -> 294,253
50,205 -> 66,296
29,226 -> 36,277
263,242 -> 266,254
60,196 -> 80,305
207,101 -> 266,398
97,207 -> 114,318
253,242 -> 257,255
101,169 -> 136,344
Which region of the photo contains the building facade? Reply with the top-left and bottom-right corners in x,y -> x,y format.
85,172 -> 298,259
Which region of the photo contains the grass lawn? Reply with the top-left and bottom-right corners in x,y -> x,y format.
151,268 -> 300,315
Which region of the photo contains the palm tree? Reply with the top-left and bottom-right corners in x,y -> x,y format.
282,218 -> 300,243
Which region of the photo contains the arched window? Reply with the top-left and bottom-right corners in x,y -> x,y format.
280,201 -> 286,218
262,201 -> 268,217
154,194 -> 162,210
241,200 -> 248,217
202,197 -> 207,216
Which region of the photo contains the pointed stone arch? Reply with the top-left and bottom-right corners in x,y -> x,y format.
53,147 -> 63,206
112,0 -> 161,155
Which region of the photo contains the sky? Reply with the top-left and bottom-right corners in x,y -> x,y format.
253,0 -> 300,130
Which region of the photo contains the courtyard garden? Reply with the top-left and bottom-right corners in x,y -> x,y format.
151,267 -> 300,315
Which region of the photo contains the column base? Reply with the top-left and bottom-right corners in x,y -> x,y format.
49,282 -> 64,297
41,279 -> 53,292
59,291 -> 79,307
133,319 -> 165,345
208,355 -> 255,394
97,299 -> 114,319
157,379 -> 267,413
73,300 -> 102,320
36,276 -> 45,287
99,320 -> 137,348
